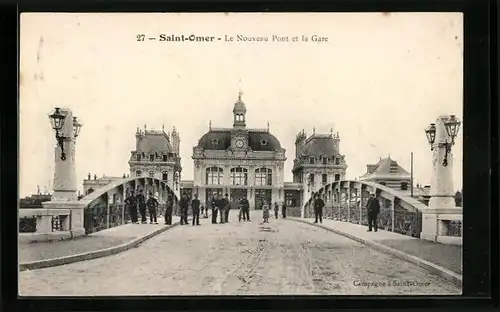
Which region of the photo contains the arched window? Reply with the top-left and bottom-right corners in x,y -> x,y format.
149,170 -> 155,178
230,167 -> 248,185
206,167 -> 223,185
255,168 -> 272,186
162,171 -> 168,182
135,170 -> 142,177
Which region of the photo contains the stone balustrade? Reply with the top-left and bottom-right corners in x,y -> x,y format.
19,208 -> 74,243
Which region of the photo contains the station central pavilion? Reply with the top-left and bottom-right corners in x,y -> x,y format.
180,93 -> 348,211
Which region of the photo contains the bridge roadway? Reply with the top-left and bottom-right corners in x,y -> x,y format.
20,211 -> 459,296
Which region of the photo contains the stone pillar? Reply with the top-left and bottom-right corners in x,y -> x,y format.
428,116 -> 456,209
421,115 -> 461,242
42,108 -> 86,238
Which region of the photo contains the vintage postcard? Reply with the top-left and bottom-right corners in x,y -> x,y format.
19,12 -> 463,296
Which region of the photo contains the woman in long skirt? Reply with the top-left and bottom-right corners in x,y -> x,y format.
262,200 -> 270,223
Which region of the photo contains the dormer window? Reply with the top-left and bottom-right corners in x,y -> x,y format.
309,157 -> 315,164
260,140 -> 268,146
322,157 -> 328,164
335,158 -> 340,165
135,170 -> 142,177
150,154 -> 155,161
163,154 -> 168,161
212,139 -> 219,145
137,154 -> 141,161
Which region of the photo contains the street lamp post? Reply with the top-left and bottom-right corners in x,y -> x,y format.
42,107 -> 86,239
425,115 -> 461,209
421,114 -> 462,243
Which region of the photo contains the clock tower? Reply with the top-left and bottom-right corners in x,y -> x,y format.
231,91 -> 249,149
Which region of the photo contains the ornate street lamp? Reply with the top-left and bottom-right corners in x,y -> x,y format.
425,116 -> 461,167
49,108 -> 82,161
442,115 -> 461,166
425,123 -> 436,150
49,108 -> 66,160
73,117 -> 82,138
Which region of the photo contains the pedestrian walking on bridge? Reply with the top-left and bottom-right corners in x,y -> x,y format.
282,201 -> 287,218
136,189 -> 147,224
164,196 -> 173,225
366,192 -> 380,232
274,202 -> 279,219
313,194 -> 325,224
224,193 -> 231,223
211,196 -> 218,224
262,200 -> 270,223
241,197 -> 250,221
179,193 -> 189,225
191,193 -> 201,226
147,191 -> 159,224
125,190 -> 138,224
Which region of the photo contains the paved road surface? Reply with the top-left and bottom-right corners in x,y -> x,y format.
20,211 -> 460,296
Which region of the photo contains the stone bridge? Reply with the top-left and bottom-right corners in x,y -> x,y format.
304,180 -> 462,242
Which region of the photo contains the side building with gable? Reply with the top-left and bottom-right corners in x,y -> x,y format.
291,129 -> 348,211
128,125 -> 182,199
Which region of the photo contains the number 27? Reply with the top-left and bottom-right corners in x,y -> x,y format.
137,34 -> 145,41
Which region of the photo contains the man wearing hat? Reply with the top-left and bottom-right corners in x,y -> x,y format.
136,189 -> 147,224
164,195 -> 174,225
191,193 -> 201,226
223,193 -> 231,223
146,191 -> 159,224
313,193 -> 325,224
179,193 -> 189,225
366,191 -> 380,232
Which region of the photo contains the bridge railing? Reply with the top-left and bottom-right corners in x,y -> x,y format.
19,176 -> 179,242
304,180 -> 431,239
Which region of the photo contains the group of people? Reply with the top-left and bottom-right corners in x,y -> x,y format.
124,189 -> 174,225
310,191 -> 381,232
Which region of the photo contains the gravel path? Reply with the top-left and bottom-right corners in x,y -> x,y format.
20,212 -> 460,296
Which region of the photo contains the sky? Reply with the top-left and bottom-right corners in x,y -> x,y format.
19,12 -> 463,197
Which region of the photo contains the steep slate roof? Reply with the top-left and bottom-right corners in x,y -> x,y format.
360,157 -> 411,180
303,136 -> 338,156
137,133 -> 173,153
197,129 -> 281,151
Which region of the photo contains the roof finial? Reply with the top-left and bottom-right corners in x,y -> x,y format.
267,121 -> 269,131
238,90 -> 243,102
144,124 -> 146,132
313,127 -> 316,135
209,120 -> 212,130
162,124 -> 164,132
330,128 -> 333,136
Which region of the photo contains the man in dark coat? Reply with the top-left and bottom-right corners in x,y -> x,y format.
241,197 -> 250,221
274,202 -> 279,219
313,194 -> 325,224
136,189 -> 147,224
217,194 -> 228,223
282,201 -> 287,219
224,194 -> 231,223
164,195 -> 173,225
125,191 -> 138,224
211,196 -> 218,224
366,192 -> 380,232
146,191 -> 159,224
179,193 -> 189,225
191,193 -> 201,226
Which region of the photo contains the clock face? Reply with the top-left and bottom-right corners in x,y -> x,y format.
235,139 -> 244,148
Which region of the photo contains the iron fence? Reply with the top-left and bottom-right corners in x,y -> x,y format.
19,216 -> 37,233
447,220 -> 462,237
84,202 -> 108,234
